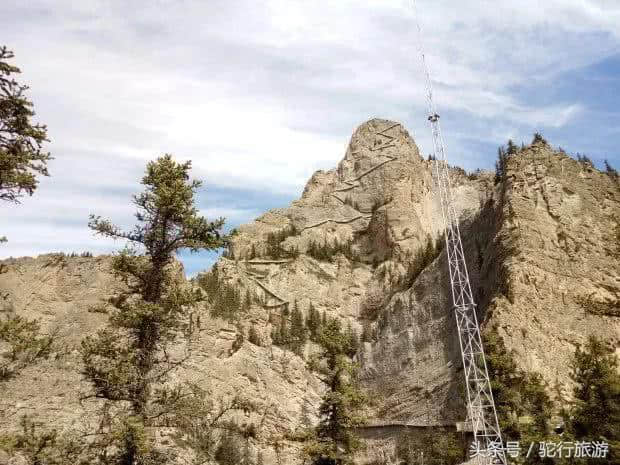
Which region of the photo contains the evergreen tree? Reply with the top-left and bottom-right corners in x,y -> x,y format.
532,132 -> 547,145
422,234 -> 435,267
396,429 -> 464,465
361,323 -> 373,343
495,146 -> 508,184
275,315 -> 290,348
81,155 -> 226,464
344,322 -> 359,357
0,46 -> 51,204
300,401 -> 313,430
244,289 -> 252,312
199,270 -> 243,322
506,139 -> 518,155
290,301 -> 307,356
242,439 -> 254,465
303,318 -> 366,465
483,326 -> 554,463
568,336 -> 620,464
604,159 -> 618,181
248,325 -> 261,346
577,154 -> 593,166
400,234 -> 442,291
306,302 -> 321,341
214,430 -> 243,465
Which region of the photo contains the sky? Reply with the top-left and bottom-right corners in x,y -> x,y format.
2,0 -> 619,276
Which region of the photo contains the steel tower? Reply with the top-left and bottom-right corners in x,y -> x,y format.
412,3 -> 507,464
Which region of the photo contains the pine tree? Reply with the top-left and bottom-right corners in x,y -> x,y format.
577,153 -> 593,166
290,301 -> 307,356
81,155 -> 226,464
303,317 -> 366,465
242,439 -> 254,465
270,326 -> 280,346
422,234 -> 435,268
532,132 -> 547,145
396,429 -> 464,465
0,46 -> 51,205
344,322 -> 359,357
248,325 -> 261,346
306,302 -> 321,341
495,146 -> 508,184
361,323 -> 373,343
506,139 -> 518,155
244,289 -> 252,311
569,336 -> 620,464
277,315 -> 290,348
215,430 -> 243,465
604,159 -> 618,180
300,401 -> 313,430
483,326 -> 553,449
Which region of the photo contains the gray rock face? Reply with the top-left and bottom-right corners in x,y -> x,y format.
482,143 -> 620,399
0,121 -> 618,464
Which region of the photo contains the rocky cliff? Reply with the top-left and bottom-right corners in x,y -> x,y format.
0,119 -> 618,464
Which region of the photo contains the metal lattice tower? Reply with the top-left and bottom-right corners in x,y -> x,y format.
412,2 -> 507,464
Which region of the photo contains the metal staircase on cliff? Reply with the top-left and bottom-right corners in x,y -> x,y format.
412,2 -> 507,464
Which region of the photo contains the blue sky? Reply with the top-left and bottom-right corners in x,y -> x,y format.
1,0 -> 619,276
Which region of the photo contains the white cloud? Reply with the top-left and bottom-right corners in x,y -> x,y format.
1,0 -> 618,261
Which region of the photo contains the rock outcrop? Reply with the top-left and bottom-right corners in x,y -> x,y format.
1,119 -> 618,464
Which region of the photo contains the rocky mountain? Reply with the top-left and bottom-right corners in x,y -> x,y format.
1,119 -> 618,464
